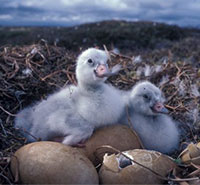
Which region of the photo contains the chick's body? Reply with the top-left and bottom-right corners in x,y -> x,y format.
15,48 -> 124,146
122,81 -> 179,154
76,84 -> 124,128
15,85 -> 94,146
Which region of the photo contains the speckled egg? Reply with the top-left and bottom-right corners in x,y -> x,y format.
99,149 -> 176,184
78,124 -> 142,166
11,141 -> 99,184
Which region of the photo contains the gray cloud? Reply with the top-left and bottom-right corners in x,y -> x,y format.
0,0 -> 199,27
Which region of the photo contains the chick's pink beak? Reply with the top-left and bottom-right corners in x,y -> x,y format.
95,64 -> 109,78
152,102 -> 169,114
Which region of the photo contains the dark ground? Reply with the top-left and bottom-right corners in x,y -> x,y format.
0,20 -> 200,184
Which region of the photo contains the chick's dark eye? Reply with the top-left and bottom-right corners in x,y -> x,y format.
87,59 -> 93,64
143,94 -> 149,100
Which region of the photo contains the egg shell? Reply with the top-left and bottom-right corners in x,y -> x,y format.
99,149 -> 176,184
78,124 -> 142,166
180,142 -> 200,165
11,141 -> 99,184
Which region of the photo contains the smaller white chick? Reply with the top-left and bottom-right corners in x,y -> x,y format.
122,81 -> 179,154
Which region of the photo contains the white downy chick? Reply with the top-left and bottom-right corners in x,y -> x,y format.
123,81 -> 179,154
15,48 -> 124,146
74,48 -> 124,128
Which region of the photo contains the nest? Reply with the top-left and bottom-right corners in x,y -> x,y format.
0,41 -> 200,184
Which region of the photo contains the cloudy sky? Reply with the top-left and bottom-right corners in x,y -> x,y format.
0,0 -> 200,27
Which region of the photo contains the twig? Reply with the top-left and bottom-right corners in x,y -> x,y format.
66,67 -> 77,85
165,104 -> 182,110
0,119 -> 7,136
110,51 -> 133,60
7,59 -> 20,79
103,45 -> 111,62
0,173 -> 13,185
41,70 -> 63,81
187,169 -> 200,177
0,106 -> 16,117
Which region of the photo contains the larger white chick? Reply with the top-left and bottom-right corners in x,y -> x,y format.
15,48 -> 124,146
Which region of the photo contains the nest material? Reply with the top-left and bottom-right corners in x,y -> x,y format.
0,41 -> 200,184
